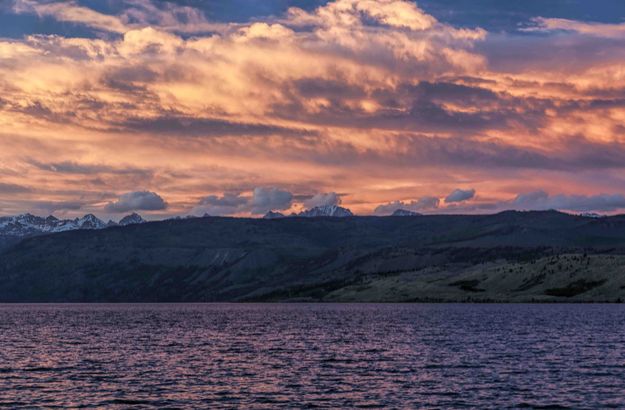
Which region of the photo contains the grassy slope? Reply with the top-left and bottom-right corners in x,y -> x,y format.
323,254 -> 625,303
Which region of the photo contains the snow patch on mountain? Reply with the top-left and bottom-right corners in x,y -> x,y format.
0,213 -> 107,236
298,205 -> 353,218
0,212 -> 147,237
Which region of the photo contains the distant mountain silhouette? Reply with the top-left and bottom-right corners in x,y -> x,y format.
391,209 -> 421,216
263,211 -> 285,219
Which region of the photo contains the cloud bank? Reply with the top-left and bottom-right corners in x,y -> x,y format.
375,196 -> 440,215
445,188 -> 476,203
105,191 -> 167,213
1,0 -> 625,217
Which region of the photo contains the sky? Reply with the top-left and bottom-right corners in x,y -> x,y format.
2,0 -> 625,220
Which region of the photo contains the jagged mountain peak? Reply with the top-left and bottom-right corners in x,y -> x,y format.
0,213 -> 109,237
119,213 -> 146,226
298,205 -> 353,218
76,214 -> 106,229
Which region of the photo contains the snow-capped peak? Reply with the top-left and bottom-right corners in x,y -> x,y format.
75,214 -> 106,229
0,213 -> 108,237
298,205 -> 353,218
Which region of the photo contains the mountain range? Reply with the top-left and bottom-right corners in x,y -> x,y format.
2,210 -> 625,302
264,205 -> 354,219
0,205 -> 355,239
0,212 -> 146,238
0,205 -> 357,246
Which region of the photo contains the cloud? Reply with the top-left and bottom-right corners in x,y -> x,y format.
29,160 -> 151,176
528,17 -> 625,39
192,187 -> 293,216
104,191 -> 167,213
192,192 -> 249,216
445,188 -> 475,203
0,182 -> 31,194
511,190 -> 625,212
116,116 -> 316,138
3,0 -> 625,219
304,192 -> 341,208
250,187 -> 293,214
200,193 -> 248,207
306,0 -> 437,31
441,190 -> 625,214
13,0 -> 130,34
34,200 -> 84,213
512,190 -> 550,209
374,196 -> 440,215
12,0 -> 225,35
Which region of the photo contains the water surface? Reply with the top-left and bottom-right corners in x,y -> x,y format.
1,303 -> 624,408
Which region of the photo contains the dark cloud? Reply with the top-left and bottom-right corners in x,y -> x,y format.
17,100 -> 68,123
193,187 -> 293,216
442,190 -> 625,214
116,115 -> 317,138
29,160 -> 152,176
445,188 -> 476,203
199,193 -> 248,207
294,78 -> 367,99
0,182 -> 31,193
400,135 -> 625,171
273,77 -> 559,134
513,190 -> 550,208
412,81 -> 499,105
100,64 -> 202,94
100,66 -> 159,92
104,191 -> 167,213
512,190 -> 625,212
194,192 -> 249,216
250,187 -> 293,214
374,196 -> 440,215
34,200 -> 85,212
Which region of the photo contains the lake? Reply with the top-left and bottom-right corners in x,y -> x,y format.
0,303 -> 624,408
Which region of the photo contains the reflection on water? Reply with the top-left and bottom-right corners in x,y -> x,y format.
0,303 -> 624,408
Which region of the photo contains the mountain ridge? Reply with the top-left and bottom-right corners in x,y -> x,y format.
263,205 -> 354,219
2,211 -> 625,302
0,212 -> 147,238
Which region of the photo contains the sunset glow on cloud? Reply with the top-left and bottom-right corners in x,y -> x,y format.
2,0 -> 625,218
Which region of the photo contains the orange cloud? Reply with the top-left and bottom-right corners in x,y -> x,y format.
1,0 -> 625,218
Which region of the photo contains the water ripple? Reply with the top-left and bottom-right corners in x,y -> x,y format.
0,303 -> 625,408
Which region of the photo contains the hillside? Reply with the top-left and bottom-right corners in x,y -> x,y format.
1,211 -> 625,302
